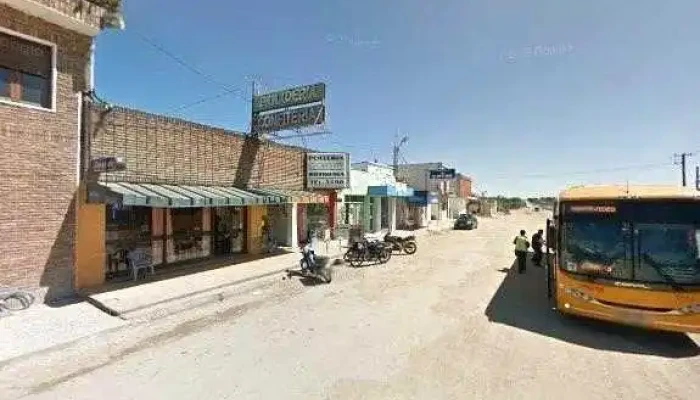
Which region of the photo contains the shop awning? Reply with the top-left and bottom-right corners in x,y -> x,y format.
88,182 -> 285,208
407,190 -> 439,205
368,185 -> 415,198
247,188 -> 329,204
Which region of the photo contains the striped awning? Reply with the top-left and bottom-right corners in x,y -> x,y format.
88,182 -> 285,208
247,188 -> 329,204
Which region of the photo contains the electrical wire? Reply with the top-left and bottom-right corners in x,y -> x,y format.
486,161 -> 672,181
130,30 -> 249,113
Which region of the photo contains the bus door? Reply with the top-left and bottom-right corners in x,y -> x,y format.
546,218 -> 556,299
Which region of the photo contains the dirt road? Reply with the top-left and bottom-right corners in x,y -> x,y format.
5,211 -> 700,399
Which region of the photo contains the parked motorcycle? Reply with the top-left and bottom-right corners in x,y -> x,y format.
384,233 -> 418,255
297,242 -> 332,283
345,238 -> 392,267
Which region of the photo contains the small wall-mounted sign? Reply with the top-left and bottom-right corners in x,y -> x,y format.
90,156 -> 126,173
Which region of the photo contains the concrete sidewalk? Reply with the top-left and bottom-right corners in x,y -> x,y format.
1,243 -> 345,364
84,242 -> 345,320
0,302 -> 126,363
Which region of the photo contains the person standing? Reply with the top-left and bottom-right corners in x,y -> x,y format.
513,229 -> 530,273
531,229 -> 544,267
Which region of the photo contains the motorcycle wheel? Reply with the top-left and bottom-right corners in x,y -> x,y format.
348,250 -> 364,267
403,241 -> 417,255
378,248 -> 392,264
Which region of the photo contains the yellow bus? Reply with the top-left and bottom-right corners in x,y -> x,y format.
546,185 -> 700,333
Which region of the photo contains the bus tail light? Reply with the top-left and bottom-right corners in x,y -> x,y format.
679,304 -> 700,314
564,287 -> 593,302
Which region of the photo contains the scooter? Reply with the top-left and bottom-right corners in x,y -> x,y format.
383,233 -> 418,254
297,242 -> 332,283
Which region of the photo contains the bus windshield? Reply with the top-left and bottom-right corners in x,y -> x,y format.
563,219 -> 631,280
563,218 -> 700,285
637,224 -> 700,285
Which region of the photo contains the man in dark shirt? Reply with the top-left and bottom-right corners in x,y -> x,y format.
531,229 -> 544,267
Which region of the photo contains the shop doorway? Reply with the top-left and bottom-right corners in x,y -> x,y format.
212,207 -> 245,255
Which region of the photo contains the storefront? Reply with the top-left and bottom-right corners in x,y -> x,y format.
407,191 -> 439,228
86,182 -> 329,283
366,184 -> 415,233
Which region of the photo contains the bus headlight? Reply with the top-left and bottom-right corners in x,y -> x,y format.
564,287 -> 593,302
562,261 -> 578,272
679,304 -> 700,314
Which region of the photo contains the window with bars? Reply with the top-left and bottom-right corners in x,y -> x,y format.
0,31 -> 53,109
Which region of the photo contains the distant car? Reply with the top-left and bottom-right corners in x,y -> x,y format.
454,213 -> 478,230
534,206 -> 540,212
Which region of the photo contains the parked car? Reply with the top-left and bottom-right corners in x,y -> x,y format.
454,213 -> 478,230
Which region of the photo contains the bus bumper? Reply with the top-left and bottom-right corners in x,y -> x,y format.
557,293 -> 700,334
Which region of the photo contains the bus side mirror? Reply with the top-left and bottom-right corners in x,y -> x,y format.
546,219 -> 557,250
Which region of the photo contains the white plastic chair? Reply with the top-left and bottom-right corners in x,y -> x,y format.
127,249 -> 154,281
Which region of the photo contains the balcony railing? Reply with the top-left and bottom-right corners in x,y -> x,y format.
14,0 -> 124,32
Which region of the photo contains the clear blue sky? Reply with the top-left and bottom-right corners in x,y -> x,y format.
95,0 -> 699,197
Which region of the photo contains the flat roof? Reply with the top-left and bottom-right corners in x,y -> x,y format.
558,185 -> 700,201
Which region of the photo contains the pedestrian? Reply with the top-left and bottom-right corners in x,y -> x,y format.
531,229 -> 544,267
513,229 -> 530,273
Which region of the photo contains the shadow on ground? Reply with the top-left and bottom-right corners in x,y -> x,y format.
81,251 -> 292,297
485,260 -> 700,359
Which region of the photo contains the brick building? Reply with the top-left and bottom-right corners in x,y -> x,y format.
397,162 -> 475,219
76,103 -> 333,289
0,0 -> 122,300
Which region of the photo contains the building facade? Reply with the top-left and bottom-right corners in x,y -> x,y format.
397,162 -> 474,220
0,0 -> 122,300
337,162 -> 416,238
77,103 -> 334,289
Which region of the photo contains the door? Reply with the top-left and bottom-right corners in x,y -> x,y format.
546,218 -> 554,298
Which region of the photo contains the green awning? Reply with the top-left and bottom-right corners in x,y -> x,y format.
88,182 -> 285,208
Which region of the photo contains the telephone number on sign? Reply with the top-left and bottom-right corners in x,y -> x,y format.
310,180 -> 346,186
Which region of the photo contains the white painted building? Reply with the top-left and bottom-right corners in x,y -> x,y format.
337,162 -> 418,236
397,162 -> 470,220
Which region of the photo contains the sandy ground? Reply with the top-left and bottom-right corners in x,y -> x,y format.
3,211 -> 699,400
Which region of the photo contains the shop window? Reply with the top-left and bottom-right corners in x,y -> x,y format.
0,31 -> 54,109
106,205 -> 151,232
171,208 -> 206,259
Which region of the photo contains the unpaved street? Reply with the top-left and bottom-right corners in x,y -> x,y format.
7,212 -> 700,400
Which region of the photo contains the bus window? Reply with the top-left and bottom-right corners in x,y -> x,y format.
636,224 -> 700,285
562,219 -> 631,279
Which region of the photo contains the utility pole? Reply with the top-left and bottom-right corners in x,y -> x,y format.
674,152 -> 694,187
392,131 -> 409,179
696,165 -> 700,190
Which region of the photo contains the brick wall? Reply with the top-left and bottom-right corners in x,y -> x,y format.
457,176 -> 473,199
87,105 -> 308,190
0,5 -> 92,300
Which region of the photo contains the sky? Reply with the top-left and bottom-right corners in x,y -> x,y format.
95,0 -> 700,197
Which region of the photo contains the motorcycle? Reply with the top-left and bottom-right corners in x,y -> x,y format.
383,233 -> 418,255
296,242 -> 332,283
345,238 -> 392,267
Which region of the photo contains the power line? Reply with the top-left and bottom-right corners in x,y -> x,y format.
130,30 -> 249,113
487,161 -> 671,181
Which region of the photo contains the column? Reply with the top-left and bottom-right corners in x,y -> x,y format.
151,208 -> 164,265
328,191 -> 337,238
373,196 -> 382,232
363,195 -> 371,233
288,202 -> 299,250
202,208 -> 211,257
389,197 -> 397,232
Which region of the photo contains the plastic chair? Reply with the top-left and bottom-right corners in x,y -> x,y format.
126,249 -> 154,281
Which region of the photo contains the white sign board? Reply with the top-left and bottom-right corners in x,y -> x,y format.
306,152 -> 350,189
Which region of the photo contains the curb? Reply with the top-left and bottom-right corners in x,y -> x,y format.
85,252 -> 346,320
